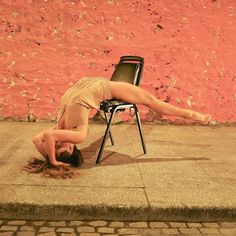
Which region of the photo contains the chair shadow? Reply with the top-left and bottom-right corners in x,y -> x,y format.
79,137 -> 209,169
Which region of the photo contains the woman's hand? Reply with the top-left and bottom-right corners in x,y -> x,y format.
32,126 -> 60,158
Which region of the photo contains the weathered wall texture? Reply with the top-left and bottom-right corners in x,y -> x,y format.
0,0 -> 236,123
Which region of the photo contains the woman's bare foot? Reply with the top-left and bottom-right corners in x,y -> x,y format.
201,114 -> 212,125
188,111 -> 212,125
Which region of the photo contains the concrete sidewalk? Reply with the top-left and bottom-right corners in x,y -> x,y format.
0,121 -> 236,222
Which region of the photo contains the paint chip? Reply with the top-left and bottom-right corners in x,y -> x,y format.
108,0 -> 115,4
106,35 -> 114,40
187,96 -> 194,106
8,61 -> 15,69
9,79 -> 16,87
205,60 -> 210,66
176,98 -> 181,104
12,11 -> 19,17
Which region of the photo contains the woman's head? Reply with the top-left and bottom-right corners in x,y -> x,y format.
56,143 -> 83,167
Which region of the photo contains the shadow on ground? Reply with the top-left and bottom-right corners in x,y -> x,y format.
80,137 -> 209,169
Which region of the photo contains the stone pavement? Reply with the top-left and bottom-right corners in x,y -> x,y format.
1,219 -> 236,236
0,121 -> 236,222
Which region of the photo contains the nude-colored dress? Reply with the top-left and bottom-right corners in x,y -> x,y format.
57,77 -> 112,123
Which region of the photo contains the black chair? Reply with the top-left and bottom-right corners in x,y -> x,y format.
96,55 -> 147,164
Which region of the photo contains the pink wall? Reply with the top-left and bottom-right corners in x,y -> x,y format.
0,0 -> 236,124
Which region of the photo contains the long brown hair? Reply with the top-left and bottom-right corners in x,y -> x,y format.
23,146 -> 83,179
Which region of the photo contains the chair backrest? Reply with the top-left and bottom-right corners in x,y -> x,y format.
110,56 -> 144,86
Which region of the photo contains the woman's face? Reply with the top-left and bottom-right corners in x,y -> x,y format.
56,142 -> 74,156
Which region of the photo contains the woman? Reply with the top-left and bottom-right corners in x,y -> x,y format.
32,77 -> 212,167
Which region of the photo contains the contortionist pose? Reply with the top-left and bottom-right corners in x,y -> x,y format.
32,77 -> 212,167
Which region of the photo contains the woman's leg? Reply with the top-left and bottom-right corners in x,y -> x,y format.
110,82 -> 211,124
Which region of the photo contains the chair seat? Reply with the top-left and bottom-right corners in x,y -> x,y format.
100,99 -> 132,112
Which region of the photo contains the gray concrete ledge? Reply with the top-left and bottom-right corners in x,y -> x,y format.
1,202 -> 236,222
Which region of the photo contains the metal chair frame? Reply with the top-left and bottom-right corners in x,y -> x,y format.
96,56 -> 147,164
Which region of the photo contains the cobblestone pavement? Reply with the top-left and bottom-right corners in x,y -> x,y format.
1,219 -> 236,236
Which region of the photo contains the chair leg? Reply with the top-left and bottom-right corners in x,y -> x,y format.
134,105 -> 147,154
104,111 -> 114,145
96,109 -> 116,164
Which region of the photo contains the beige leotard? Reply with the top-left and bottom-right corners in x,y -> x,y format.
56,77 -> 112,123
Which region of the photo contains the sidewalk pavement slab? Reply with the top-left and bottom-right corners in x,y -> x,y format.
0,121 -> 236,221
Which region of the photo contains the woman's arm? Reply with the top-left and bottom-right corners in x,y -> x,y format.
32,126 -> 60,159
42,126 -> 88,166
32,131 -> 47,157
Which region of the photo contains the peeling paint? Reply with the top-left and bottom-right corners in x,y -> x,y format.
20,90 -> 28,96
176,98 -> 181,105
8,61 -> 15,69
9,79 -> 16,87
187,96 -> 195,107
